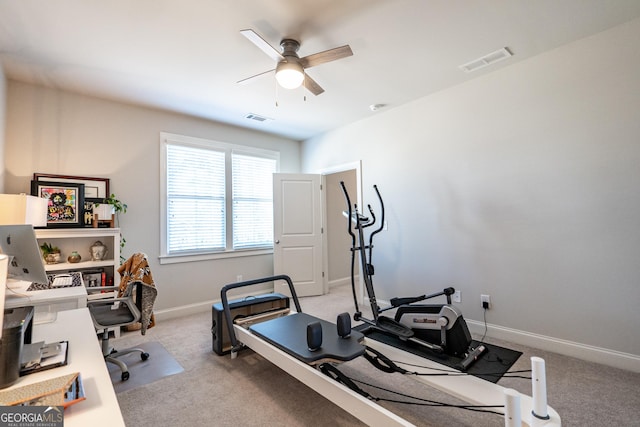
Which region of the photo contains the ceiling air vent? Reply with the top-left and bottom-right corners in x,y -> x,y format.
245,113 -> 272,122
459,47 -> 513,73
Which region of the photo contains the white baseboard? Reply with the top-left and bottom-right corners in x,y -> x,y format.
328,277 -> 352,288
154,289 -> 266,321
466,319 -> 640,373
154,300 -> 214,321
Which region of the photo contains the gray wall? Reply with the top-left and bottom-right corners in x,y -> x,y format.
3,82 -> 301,313
302,18 -> 640,357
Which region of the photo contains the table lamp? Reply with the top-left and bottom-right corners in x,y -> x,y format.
0,194 -> 48,227
0,194 -> 46,335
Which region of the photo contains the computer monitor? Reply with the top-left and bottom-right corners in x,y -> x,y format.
0,225 -> 49,288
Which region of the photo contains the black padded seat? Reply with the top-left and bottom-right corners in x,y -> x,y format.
249,312 -> 365,364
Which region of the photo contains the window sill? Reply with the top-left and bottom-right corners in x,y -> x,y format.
158,248 -> 273,265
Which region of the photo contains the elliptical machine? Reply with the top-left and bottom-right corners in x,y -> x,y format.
340,181 -> 472,357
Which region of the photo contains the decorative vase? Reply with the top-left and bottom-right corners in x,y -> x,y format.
44,252 -> 61,264
67,251 -> 82,263
90,241 -> 108,261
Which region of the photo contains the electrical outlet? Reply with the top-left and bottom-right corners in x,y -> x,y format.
481,294 -> 491,309
236,275 -> 243,282
453,290 -> 461,303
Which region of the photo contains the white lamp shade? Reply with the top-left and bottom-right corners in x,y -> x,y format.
275,61 -> 304,89
0,194 -> 48,226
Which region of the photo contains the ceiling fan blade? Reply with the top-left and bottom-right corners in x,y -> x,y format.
240,29 -> 283,63
303,74 -> 324,96
237,69 -> 275,85
299,45 -> 353,69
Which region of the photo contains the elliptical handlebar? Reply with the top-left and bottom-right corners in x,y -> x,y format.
366,204 -> 376,228
340,181 -> 385,234
340,180 -> 362,316
339,181 -> 356,245
340,181 -> 388,321
368,184 -> 385,241
388,287 -> 457,308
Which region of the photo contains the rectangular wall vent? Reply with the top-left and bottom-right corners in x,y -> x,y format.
245,113 -> 272,122
459,47 -> 513,73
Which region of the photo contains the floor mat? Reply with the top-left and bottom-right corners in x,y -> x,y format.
107,341 -> 184,393
356,326 -> 522,383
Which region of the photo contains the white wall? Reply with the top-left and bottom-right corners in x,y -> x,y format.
4,82 -> 301,313
302,18 -> 640,359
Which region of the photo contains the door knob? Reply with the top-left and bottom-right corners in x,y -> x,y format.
275,240 -> 280,244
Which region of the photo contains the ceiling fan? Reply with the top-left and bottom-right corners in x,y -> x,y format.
237,29 -> 353,96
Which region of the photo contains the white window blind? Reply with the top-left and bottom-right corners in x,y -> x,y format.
161,132 -> 280,261
166,144 -> 226,254
232,153 -> 276,249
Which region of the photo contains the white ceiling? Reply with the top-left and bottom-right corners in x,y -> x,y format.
2,0 -> 640,141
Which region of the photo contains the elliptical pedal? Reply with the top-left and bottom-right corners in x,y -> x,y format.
376,316 -> 414,339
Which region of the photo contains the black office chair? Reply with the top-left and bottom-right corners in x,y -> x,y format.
87,282 -> 150,381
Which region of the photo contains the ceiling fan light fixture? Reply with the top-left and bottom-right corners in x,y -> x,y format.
275,61 -> 304,89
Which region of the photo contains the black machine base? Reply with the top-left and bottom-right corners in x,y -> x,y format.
355,325 -> 522,384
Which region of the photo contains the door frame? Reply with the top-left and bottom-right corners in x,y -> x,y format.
318,161 -> 363,302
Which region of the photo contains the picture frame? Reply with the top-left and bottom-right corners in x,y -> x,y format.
31,180 -> 85,228
83,197 -> 105,227
33,173 -> 110,199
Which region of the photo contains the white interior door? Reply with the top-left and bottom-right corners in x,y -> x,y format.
273,173 -> 325,297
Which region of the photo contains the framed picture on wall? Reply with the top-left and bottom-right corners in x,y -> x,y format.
83,197 -> 104,227
33,173 -> 110,199
31,180 -> 85,228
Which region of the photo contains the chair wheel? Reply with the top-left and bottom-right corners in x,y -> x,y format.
121,371 -> 130,381
141,352 -> 150,361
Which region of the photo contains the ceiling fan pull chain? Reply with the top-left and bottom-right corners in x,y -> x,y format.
303,70 -> 307,102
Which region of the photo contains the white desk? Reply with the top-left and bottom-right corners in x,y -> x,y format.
5,281 -> 87,324
5,308 -> 125,427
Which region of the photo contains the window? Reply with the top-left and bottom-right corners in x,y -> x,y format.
160,132 -> 279,263
232,153 -> 276,249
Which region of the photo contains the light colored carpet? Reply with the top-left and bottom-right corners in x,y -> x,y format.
111,284 -> 640,426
